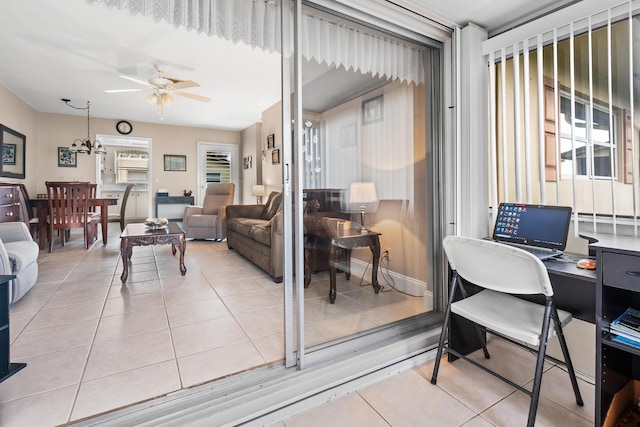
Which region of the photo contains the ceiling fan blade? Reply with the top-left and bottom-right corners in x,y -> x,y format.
170,80 -> 199,90
105,88 -> 146,93
119,75 -> 152,86
175,91 -> 211,102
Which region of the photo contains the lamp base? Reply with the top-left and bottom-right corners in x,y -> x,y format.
359,207 -> 367,233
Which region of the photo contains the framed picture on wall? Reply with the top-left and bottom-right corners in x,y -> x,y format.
2,143 -> 16,165
58,147 -> 77,167
267,134 -> 275,149
271,149 -> 280,164
164,154 -> 187,171
362,95 -> 384,124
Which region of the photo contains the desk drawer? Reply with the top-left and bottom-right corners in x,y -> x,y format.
603,252 -> 640,291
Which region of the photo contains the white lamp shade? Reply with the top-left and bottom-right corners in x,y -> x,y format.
251,185 -> 266,197
349,182 -> 377,204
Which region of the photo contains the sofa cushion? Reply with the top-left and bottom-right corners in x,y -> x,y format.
262,192 -> 282,220
4,240 -> 39,272
250,223 -> 272,246
228,217 -> 269,236
187,214 -> 217,228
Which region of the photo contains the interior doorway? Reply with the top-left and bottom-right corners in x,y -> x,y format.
196,141 -> 239,205
95,134 -> 152,221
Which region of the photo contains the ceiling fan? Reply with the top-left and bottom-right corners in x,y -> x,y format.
105,64 -> 211,117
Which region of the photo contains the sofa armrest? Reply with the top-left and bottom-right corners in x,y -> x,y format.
226,204 -> 264,220
0,222 -> 33,244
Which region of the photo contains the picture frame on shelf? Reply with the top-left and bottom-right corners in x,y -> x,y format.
58,147 -> 77,168
267,133 -> 275,149
272,149 -> 280,165
164,154 -> 187,171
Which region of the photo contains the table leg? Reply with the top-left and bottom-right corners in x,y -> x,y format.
344,248 -> 352,280
38,217 -> 46,250
329,244 -> 337,304
178,238 -> 187,275
369,235 -> 382,294
120,237 -> 129,284
304,247 -> 311,289
101,202 -> 108,244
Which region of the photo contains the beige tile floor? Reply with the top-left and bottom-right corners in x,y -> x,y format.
1,223 -> 428,426
274,339 -> 595,427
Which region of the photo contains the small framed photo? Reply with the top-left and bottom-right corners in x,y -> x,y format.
267,133 -> 275,149
362,95 -> 384,124
271,149 -> 280,165
58,147 -> 77,167
2,143 -> 16,165
164,154 -> 187,171
243,156 -> 252,169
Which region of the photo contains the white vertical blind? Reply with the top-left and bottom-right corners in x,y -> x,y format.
87,0 -> 427,85
483,0 -> 640,236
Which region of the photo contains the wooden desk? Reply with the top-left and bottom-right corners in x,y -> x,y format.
30,197 -> 118,249
120,222 -> 187,284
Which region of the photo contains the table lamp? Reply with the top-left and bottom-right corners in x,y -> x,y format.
251,185 -> 266,204
349,182 -> 377,232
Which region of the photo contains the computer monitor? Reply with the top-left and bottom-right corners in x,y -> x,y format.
492,203 -> 572,251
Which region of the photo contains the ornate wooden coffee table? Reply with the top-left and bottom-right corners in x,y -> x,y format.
120,222 -> 187,284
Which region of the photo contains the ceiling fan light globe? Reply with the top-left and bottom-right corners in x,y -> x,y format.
162,93 -> 173,106
147,93 -> 158,104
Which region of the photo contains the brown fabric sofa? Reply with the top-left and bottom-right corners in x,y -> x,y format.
226,191 -> 283,282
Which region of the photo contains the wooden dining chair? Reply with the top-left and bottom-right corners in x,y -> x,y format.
45,181 -> 93,252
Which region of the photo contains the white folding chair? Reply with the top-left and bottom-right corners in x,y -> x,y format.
431,236 -> 583,427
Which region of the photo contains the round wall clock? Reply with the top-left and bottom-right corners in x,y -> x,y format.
116,120 -> 132,135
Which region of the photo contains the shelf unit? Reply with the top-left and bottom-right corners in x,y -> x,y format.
593,236 -> 640,425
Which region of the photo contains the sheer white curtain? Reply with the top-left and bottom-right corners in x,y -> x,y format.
87,0 -> 426,85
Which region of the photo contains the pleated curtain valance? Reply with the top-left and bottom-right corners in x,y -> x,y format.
86,0 -> 426,85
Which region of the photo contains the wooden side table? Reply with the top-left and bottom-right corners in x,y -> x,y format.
327,226 -> 382,304
0,274 -> 25,383
120,222 -> 187,284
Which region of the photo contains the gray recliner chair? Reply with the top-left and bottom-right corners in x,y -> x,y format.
183,183 -> 235,240
0,222 -> 39,304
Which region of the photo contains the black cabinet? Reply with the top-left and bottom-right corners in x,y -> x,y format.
592,235 -> 640,425
0,274 -> 24,383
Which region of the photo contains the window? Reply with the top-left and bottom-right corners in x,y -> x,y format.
559,93 -> 616,179
485,2 -> 640,233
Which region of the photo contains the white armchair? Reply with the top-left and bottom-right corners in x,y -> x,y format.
0,222 -> 39,304
183,183 -> 235,240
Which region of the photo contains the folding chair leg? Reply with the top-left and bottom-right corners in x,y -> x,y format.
526,301 -> 552,427
458,281 -> 490,360
431,273 -> 459,385
552,307 -> 584,406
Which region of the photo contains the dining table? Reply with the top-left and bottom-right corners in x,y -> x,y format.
29,197 -> 118,249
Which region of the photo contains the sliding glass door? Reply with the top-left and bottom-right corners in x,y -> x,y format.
282,1 -> 445,367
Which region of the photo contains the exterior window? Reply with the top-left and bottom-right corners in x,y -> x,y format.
559,94 -> 616,179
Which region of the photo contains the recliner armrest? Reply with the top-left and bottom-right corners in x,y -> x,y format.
182,206 -> 202,224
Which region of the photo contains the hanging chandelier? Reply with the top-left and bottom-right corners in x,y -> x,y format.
62,99 -> 106,155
